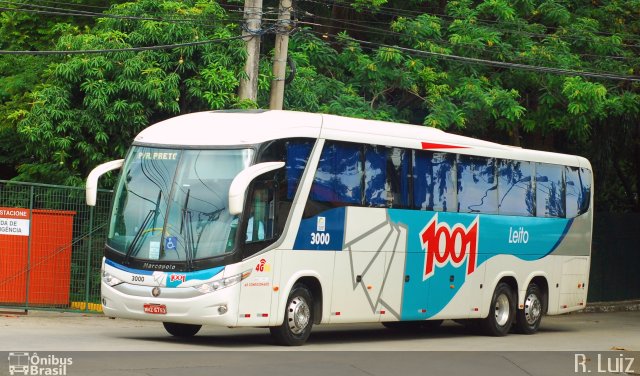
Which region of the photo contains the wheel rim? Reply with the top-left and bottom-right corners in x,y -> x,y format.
287,296 -> 310,335
524,293 -> 542,325
494,293 -> 510,327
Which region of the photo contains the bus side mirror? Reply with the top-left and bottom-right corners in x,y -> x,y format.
86,159 -> 125,206
229,162 -> 285,215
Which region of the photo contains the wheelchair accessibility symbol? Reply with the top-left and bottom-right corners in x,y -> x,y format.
165,236 -> 177,251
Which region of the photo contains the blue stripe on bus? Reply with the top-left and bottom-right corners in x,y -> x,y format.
387,210 -> 572,319
293,207 -> 574,319
104,259 -> 225,287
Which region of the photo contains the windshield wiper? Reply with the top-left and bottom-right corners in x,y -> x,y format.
124,191 -> 162,265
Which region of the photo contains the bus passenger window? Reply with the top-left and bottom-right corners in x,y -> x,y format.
498,160 -> 534,216
310,142 -> 362,205
536,163 -> 565,218
413,151 -> 455,211
285,141 -> 313,200
365,146 -> 410,208
457,155 -> 498,214
565,166 -> 581,218
257,138 -> 314,201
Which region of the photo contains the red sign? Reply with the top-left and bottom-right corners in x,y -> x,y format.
420,214 -> 479,280
143,304 -> 167,314
255,258 -> 267,272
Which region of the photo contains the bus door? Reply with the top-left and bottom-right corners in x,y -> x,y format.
237,184 -> 277,325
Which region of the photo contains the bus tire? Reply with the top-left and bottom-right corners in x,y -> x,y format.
270,283 -> 314,346
480,282 -> 515,336
162,322 -> 202,337
514,283 -> 543,334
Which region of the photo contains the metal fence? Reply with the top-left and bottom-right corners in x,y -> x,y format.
588,212 -> 640,302
0,180 -> 111,312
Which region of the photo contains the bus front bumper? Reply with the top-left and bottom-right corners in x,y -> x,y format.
101,281 -> 241,327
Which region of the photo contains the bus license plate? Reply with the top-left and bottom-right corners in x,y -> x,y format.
143,304 -> 167,314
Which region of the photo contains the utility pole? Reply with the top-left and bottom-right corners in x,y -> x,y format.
238,0 -> 263,102
269,0 -> 293,110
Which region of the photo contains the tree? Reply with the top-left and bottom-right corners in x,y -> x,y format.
287,0 -> 640,211
0,0 -> 130,180
13,0 -> 247,186
5,0 -> 640,212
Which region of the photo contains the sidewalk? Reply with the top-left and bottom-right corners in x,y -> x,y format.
584,299 -> 640,313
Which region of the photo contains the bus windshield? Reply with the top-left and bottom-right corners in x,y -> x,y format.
107,146 -> 254,265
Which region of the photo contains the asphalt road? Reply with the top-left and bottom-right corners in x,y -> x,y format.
1,310 -> 639,375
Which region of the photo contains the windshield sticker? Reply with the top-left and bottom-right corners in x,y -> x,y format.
149,241 -> 160,260
164,236 -> 177,251
136,151 -> 178,160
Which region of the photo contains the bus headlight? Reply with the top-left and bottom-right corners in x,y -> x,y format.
102,271 -> 123,287
195,270 -> 251,294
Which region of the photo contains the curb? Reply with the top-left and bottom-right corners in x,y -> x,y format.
69,302 -> 103,313
582,300 -> 640,313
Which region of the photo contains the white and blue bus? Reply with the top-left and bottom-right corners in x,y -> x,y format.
86,110 -> 593,345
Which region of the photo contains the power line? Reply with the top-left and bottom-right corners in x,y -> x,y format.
298,0 -> 640,42
0,34 -> 247,55
304,30 -> 640,82
0,2 -> 247,29
24,0 -> 111,11
297,0 -> 640,52
296,19 -> 639,64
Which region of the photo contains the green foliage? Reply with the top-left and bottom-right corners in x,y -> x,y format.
2,0 -> 639,212
11,0 -> 245,186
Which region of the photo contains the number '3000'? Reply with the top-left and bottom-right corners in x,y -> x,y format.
310,232 -> 330,245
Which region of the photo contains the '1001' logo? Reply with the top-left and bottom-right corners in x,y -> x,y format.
420,214 -> 479,280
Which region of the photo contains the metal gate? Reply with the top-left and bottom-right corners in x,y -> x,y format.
0,180 -> 111,312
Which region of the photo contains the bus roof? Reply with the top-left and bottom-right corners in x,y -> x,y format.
133,110 -> 590,168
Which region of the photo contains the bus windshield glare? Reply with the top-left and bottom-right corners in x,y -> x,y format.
107,146 -> 254,265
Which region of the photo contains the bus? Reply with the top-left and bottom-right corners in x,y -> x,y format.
86,110 -> 593,345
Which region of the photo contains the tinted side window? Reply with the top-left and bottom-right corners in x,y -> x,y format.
285,141 -> 314,200
536,163 -> 565,218
365,146 -> 410,208
565,166 -> 581,218
413,151 -> 456,211
498,160 -> 534,216
457,155 -> 498,213
579,168 -> 592,215
310,142 -> 362,205
257,138 -> 314,201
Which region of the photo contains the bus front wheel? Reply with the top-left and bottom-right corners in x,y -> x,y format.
480,282 -> 515,336
270,283 -> 314,346
163,322 -> 202,337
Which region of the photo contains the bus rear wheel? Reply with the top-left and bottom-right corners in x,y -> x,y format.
163,322 -> 202,337
480,282 -> 515,336
270,283 -> 314,346
514,283 -> 544,334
